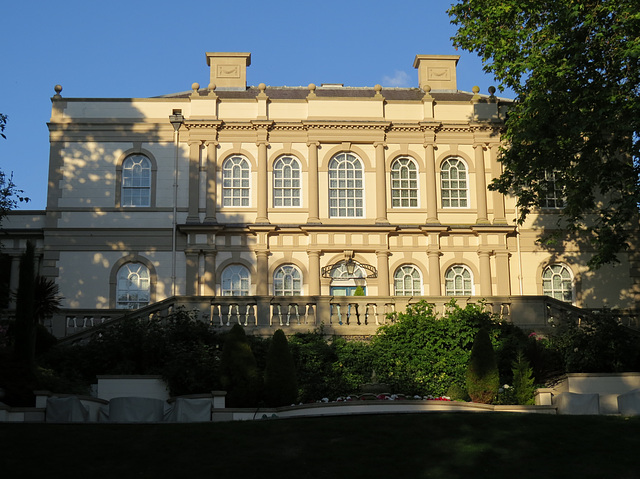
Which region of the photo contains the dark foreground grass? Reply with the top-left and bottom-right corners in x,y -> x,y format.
1,413 -> 639,478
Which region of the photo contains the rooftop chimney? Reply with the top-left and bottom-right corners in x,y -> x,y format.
205,52 -> 251,91
413,55 -> 460,92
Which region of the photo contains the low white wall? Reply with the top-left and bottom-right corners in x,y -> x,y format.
551,373 -> 640,414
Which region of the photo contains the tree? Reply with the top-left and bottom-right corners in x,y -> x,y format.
466,328 -> 500,404
0,115 -> 29,223
449,1 -> 640,268
264,329 -> 297,407
511,352 -> 536,405
219,324 -> 262,407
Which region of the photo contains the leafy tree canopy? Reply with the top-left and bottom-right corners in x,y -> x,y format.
0,115 -> 29,222
449,1 -> 640,268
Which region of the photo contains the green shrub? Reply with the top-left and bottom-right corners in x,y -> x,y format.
466,328 -> 500,404
220,324 -> 262,407
512,351 -> 536,405
353,286 -> 365,296
331,337 -> 374,392
446,383 -> 469,401
264,329 -> 297,407
289,329 -> 341,401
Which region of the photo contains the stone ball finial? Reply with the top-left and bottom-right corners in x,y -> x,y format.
54,84 -> 63,94
308,83 -> 316,92
258,82 -> 266,92
472,85 -> 480,94
374,84 -> 382,93
192,82 -> 200,92
488,86 -> 496,95
422,84 -> 431,93
208,83 -> 216,91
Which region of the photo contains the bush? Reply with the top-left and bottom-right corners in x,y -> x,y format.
220,324 -> 262,407
466,328 -> 500,404
264,329 -> 297,407
511,351 -> 536,405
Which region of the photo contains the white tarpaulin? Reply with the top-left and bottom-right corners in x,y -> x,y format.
555,392 -> 600,415
106,397 -> 166,423
46,397 -> 89,423
164,397 -> 212,422
617,389 -> 640,416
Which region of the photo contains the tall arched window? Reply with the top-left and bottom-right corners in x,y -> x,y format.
542,264 -> 573,302
273,156 -> 301,207
394,265 -> 422,296
121,154 -> 152,207
222,156 -> 251,207
441,158 -> 468,208
329,153 -> 364,217
445,265 -> 473,296
273,265 -> 302,295
390,157 -> 419,208
221,265 -> 250,296
116,263 -> 150,309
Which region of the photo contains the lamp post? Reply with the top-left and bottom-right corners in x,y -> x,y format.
169,110 -> 184,297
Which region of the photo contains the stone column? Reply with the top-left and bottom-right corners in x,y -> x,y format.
205,141 -> 218,223
375,142 -> 388,224
428,250 -> 441,296
376,250 -> 390,296
474,143 -> 489,224
256,140 -> 269,223
307,249 -> 321,295
255,250 -> 269,295
489,143 -> 506,224
203,250 -> 217,296
187,140 -> 201,223
495,251 -> 511,295
307,141 -> 320,223
478,249 -> 492,296
185,250 -> 199,295
425,142 -> 439,224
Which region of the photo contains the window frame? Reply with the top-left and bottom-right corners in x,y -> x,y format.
440,157 -> 469,209
540,170 -> 565,209
328,152 -> 365,218
273,156 -> 302,208
390,157 -> 419,208
222,156 -> 251,208
120,154 -> 153,208
394,264 -> 423,296
221,264 -> 251,296
273,264 -> 303,296
542,263 -> 574,302
444,265 -> 474,296
115,262 -> 151,309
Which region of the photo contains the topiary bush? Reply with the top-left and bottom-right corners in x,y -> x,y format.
466,328 -> 500,404
511,351 -> 536,405
220,324 -> 262,407
264,329 -> 297,407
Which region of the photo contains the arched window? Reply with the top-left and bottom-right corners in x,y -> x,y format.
221,265 -> 250,296
445,265 -> 473,296
116,263 -> 150,309
121,154 -> 152,207
222,156 -> 250,207
542,264 -> 573,302
441,158 -> 468,208
390,157 -> 419,208
329,153 -> 364,217
394,265 -> 422,296
273,156 -> 301,207
273,265 -> 302,295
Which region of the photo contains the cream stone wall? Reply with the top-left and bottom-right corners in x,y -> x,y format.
6,51 -> 633,313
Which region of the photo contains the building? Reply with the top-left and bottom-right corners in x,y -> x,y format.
2,52 -> 638,338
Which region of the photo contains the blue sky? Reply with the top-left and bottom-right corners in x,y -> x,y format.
1,0 -> 507,210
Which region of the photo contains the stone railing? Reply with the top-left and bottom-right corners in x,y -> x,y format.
48,294 -> 606,344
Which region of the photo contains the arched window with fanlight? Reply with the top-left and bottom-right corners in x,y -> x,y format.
394,265 -> 422,296
328,152 -> 364,218
121,154 -> 152,207
222,156 -> 251,207
116,263 -> 150,309
390,157 -> 419,208
440,158 -> 469,208
221,264 -> 251,296
444,265 -> 473,296
273,265 -> 302,296
542,264 -> 573,302
273,156 -> 302,207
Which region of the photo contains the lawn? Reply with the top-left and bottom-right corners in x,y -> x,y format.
1,413 -> 639,478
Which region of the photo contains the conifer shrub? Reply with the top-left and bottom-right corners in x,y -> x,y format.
264,329 -> 297,407
219,324 -> 262,407
353,286 -> 365,296
512,351 -> 536,405
466,328 -> 500,404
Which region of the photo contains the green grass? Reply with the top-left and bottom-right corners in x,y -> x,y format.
2,413 -> 639,478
